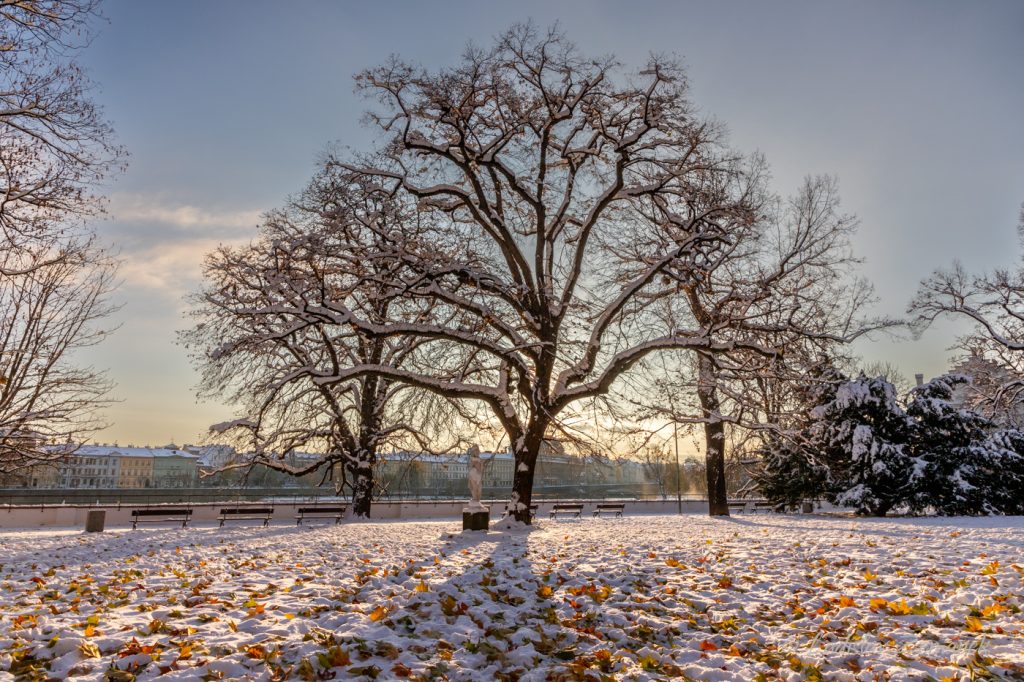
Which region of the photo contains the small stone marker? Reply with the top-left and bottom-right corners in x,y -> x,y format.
85,510 -> 106,533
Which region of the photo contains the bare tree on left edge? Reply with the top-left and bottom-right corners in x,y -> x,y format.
0,246 -> 117,472
0,1 -> 122,473
0,0 -> 124,277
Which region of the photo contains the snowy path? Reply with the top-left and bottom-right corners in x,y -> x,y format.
0,514 -> 1022,680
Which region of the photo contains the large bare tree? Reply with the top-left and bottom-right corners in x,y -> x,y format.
289,25 -> 779,522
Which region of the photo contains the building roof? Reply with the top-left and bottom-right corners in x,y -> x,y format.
70,445 -> 200,460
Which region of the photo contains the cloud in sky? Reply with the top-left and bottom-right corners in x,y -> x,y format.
117,237 -> 236,304
109,193 -> 263,234
103,193 -> 264,301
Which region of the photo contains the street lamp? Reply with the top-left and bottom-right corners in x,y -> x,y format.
657,353 -> 683,515
673,419 -> 682,514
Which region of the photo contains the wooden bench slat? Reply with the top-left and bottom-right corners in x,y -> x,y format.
727,500 -> 776,514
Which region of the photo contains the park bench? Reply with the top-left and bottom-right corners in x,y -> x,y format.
218,507 -> 274,527
295,505 -> 345,525
549,503 -> 584,519
728,500 -> 775,514
727,500 -> 754,514
131,507 -> 192,529
592,502 -> 626,518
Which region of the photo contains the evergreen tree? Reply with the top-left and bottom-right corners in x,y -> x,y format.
812,374 -> 914,516
760,365 -> 1024,516
980,428 -> 1024,515
905,374 -> 1000,515
755,359 -> 847,509
755,433 -> 829,510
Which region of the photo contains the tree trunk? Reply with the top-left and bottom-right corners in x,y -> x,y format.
351,464 -> 374,518
697,354 -> 729,516
349,447 -> 376,519
506,429 -> 543,524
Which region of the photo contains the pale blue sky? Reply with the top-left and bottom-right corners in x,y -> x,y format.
77,0 -> 1024,445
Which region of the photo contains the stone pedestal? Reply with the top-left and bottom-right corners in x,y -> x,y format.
85,510 -> 105,533
462,506 -> 490,531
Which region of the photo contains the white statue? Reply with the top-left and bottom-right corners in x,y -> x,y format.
467,445 -> 485,510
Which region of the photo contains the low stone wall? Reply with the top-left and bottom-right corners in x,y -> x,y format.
0,498 -> 719,530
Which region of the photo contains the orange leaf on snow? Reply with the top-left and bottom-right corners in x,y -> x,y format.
869,598 -> 888,612
981,603 -> 1006,619
245,645 -> 267,660
887,599 -> 912,615
699,640 -> 718,651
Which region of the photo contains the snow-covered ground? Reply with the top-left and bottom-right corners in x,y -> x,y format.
0,515 -> 1022,681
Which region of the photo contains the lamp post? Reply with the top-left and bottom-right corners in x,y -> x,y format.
673,419 -> 682,515
657,353 -> 684,515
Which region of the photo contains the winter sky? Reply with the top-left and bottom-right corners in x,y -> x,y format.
77,0 -> 1024,447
